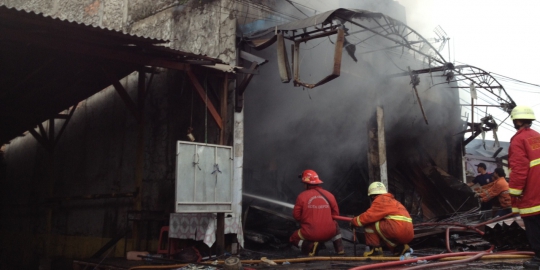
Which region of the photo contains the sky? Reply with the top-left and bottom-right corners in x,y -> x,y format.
396,0 -> 540,141
293,0 -> 540,142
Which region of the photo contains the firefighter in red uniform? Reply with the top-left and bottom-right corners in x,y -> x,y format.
289,169 -> 344,256
350,182 -> 414,256
507,105 -> 540,269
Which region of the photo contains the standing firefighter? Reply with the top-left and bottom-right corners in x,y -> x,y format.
350,182 -> 414,256
507,105 -> 540,269
290,169 -> 344,256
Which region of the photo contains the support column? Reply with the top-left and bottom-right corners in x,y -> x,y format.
133,71 -> 146,250
367,106 -> 387,186
220,74 -> 229,145
216,74 -> 229,255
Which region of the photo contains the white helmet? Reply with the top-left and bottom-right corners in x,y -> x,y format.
367,182 -> 387,196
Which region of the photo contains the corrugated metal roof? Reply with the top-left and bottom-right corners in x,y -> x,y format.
202,63 -> 242,73
465,139 -> 509,158
245,8 -> 383,50
0,4 -> 167,44
0,4 -> 233,144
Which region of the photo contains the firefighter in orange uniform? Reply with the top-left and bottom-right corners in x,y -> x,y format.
289,169 -> 344,256
350,182 -> 414,256
507,106 -> 540,269
475,167 -> 512,217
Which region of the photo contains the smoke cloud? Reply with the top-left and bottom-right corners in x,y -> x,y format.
242,0 -> 462,215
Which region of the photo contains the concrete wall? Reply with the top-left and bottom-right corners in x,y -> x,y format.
0,0 -> 237,63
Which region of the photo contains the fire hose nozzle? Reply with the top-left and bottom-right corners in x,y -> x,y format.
333,215 -> 353,222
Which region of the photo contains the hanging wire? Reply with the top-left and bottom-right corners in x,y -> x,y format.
204,75 -> 208,144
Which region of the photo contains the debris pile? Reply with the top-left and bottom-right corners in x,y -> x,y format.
483,217 -> 529,250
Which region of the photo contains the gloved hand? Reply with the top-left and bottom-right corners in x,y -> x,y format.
474,193 -> 480,198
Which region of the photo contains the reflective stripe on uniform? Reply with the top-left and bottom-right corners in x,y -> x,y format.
531,158 -> 540,168
385,215 -> 412,223
331,234 -> 342,241
356,216 -> 363,227
509,188 -> 523,196
298,230 -> 305,240
375,221 -> 396,247
519,204 -> 540,215
512,207 -> 520,214
298,240 -> 303,248
365,228 -> 375,233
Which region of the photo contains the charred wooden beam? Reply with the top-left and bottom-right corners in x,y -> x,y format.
104,68 -> 141,123
277,33 -> 291,83
237,61 -> 258,96
53,104 -> 77,148
292,28 -> 344,89
220,74 -> 229,145
187,70 -> 223,130
408,67 -> 429,125
235,61 -> 258,113
28,128 -> 49,151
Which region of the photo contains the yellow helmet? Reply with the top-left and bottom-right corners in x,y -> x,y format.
367,182 -> 387,196
511,105 -> 536,120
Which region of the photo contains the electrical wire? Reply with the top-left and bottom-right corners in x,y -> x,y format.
198,1 -> 291,25
234,0 -> 303,21
490,72 -> 540,88
285,0 -> 310,18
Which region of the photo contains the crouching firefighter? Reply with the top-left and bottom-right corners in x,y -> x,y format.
350,182 -> 414,257
289,169 -> 344,256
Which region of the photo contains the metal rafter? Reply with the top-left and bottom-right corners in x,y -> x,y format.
260,8 -> 516,128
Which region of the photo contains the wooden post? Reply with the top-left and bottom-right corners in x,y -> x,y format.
220,74 -> 228,145
133,71 -> 146,250
377,107 -> 388,186
216,213 -> 225,255
44,119 -> 55,270
367,106 -> 387,186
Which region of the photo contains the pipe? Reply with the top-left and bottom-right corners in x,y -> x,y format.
127,251 -> 533,270
416,212 -> 514,253
349,246 -> 495,270
403,251 -> 487,270
129,256 -> 403,270
333,215 -> 353,222
348,252 -> 481,270
445,226 -> 485,253
439,252 -> 533,260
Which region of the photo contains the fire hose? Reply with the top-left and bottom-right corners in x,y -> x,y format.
349,246 -> 495,270
127,252 -> 534,270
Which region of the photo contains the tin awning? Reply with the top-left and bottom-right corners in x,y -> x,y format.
0,5 -> 229,145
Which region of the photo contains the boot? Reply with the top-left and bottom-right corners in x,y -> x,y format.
300,241 -> 319,256
393,244 -> 412,256
523,256 -> 540,269
333,238 -> 345,255
363,246 -> 383,257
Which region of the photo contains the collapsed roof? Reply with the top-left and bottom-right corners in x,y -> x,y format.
242,8 -> 516,143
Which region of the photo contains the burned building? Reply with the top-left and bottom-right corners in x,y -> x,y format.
0,0 -> 518,269
237,2 -> 517,258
